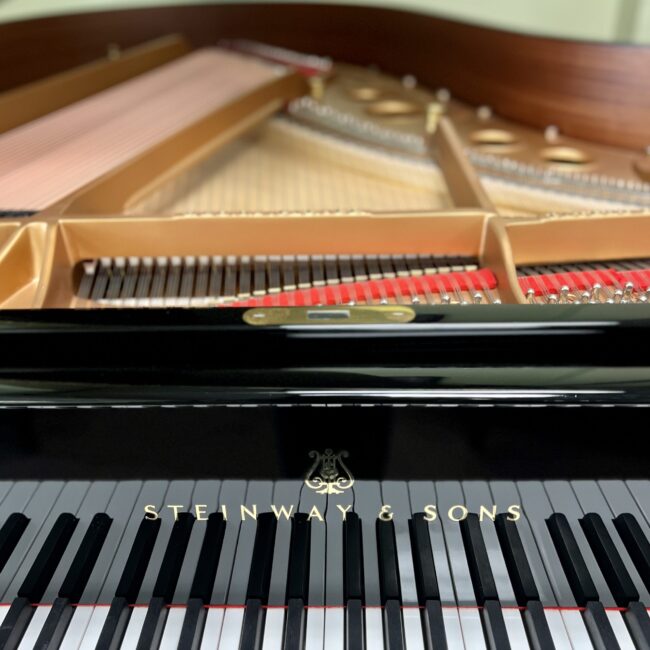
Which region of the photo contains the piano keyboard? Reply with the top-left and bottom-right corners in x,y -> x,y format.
75,254 -> 502,307
518,259 -> 650,304
0,480 -> 648,649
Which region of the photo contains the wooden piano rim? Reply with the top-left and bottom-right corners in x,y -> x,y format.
0,3 -> 648,149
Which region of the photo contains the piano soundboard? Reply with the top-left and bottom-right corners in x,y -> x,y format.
0,480 -> 648,650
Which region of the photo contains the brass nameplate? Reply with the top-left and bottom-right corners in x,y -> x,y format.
243,305 -> 416,326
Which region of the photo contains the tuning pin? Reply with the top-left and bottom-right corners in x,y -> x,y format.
436,87 -> 451,103
526,288 -> 536,304
548,293 -> 559,304
559,286 -> 570,303
477,105 -> 492,121
544,125 -> 560,142
473,292 -> 483,304
623,282 -> 634,300
592,283 -> 602,303
401,74 -> 417,89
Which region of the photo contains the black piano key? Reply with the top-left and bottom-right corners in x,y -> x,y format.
343,513 -> 364,602
483,599 -> 512,650
494,513 -> 540,605
283,514 -> 310,650
136,512 -> 195,650
286,513 -> 310,602
283,598 -> 306,650
459,513 -> 498,604
178,513 -> 226,650
18,512 -> 78,602
189,513 -> 226,602
583,600 -> 622,650
0,514 -> 29,574
116,518 -> 162,602
96,517 -> 161,650
59,513 -> 113,602
33,513 -> 113,649
377,520 -> 401,603
151,512 -> 196,601
245,513 -> 278,602
0,513 -> 78,649
377,520 -> 404,650
408,514 -> 447,650
614,513 -> 650,591
240,513 -> 278,650
546,513 -> 599,605
345,599 -> 364,650
524,600 -> 556,650
409,513 -> 440,603
344,513 -> 364,650
624,600 -> 650,650
580,512 -> 639,607
422,600 -> 447,650
383,599 -> 405,650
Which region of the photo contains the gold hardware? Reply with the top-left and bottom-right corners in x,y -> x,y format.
309,76 -> 325,100
242,305 -> 416,325
426,102 -> 444,134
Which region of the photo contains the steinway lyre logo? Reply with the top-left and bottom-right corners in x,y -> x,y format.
304,449 -> 355,495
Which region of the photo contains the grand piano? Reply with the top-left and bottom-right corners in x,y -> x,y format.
0,2 -> 649,648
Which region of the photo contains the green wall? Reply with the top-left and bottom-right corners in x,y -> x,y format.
0,0 -> 648,43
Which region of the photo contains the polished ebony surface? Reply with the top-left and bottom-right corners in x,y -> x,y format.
0,306 -> 649,406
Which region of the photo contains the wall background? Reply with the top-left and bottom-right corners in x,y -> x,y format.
0,0 -> 648,43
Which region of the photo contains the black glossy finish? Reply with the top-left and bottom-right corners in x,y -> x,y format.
0,306 -> 650,406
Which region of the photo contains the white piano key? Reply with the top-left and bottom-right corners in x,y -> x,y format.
59,606 -> 94,650
0,481 -> 64,599
44,481 -> 116,603
172,480 -> 222,604
543,609 -> 573,650
136,480 -> 195,603
211,481 -> 247,605
458,608 -> 487,650
218,608 -> 246,649
560,610 -> 595,649
17,604 -> 51,650
403,606 -> 425,650
463,481 -> 517,606
409,482 -> 457,608
364,608 -> 384,650
544,481 -> 615,607
502,608 -> 530,649
381,481 -> 419,605
324,608 -> 344,650
199,608 -> 225,650
304,608 -> 325,650
490,481 -> 557,606
261,608 -> 285,650
353,481 -> 383,606
606,610 -> 635,650
515,482 -> 576,606
324,487 -> 349,650
260,481 -> 300,650
120,606 -> 147,650
573,480 -> 650,602
442,607 -> 465,650
626,480 -> 650,525
0,483 -> 15,509
0,605 -> 8,626
435,482 -> 476,605
159,607 -> 187,650
77,606 -> 110,650
97,481 -> 169,603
